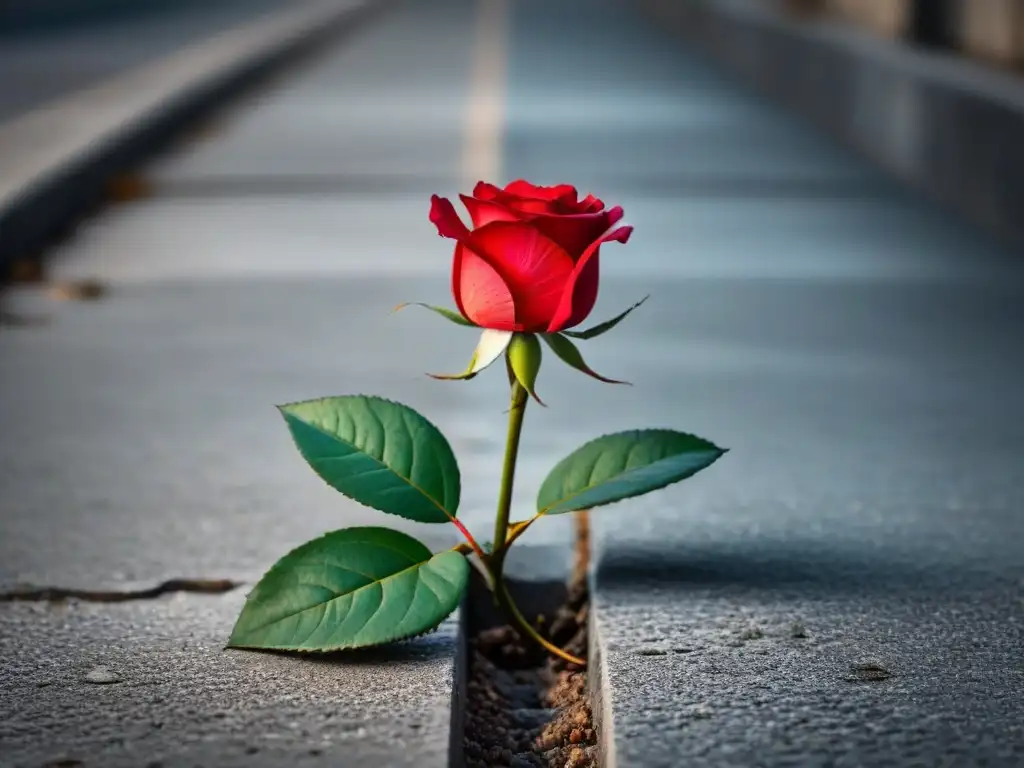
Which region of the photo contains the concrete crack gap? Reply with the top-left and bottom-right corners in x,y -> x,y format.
0,578 -> 241,603
462,513 -> 596,768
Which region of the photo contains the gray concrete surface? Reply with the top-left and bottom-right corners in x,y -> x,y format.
638,0 -> 1024,250
498,0 -> 1024,764
3,0 -> 1024,764
1,596 -> 458,768
0,1 -> 522,765
0,0 -> 373,270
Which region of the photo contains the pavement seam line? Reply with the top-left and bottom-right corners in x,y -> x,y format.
0,578 -> 241,603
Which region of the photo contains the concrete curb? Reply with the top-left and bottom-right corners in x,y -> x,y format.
0,0 -> 378,271
636,0 -> 1024,250
587,591 -> 617,768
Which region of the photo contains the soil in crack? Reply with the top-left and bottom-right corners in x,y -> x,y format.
464,526 -> 595,767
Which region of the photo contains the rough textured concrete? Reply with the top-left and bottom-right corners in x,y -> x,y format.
0,2 -> 539,765
638,0 -> 1024,249
0,596 -> 457,768
5,0 -> 1024,764
1,279 -> 478,589
499,0 -> 1024,764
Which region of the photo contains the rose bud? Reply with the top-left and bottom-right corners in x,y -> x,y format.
429,180 -> 632,333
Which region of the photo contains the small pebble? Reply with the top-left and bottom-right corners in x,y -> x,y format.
84,666 -> 121,685
565,746 -> 588,767
634,647 -> 668,656
845,662 -> 892,682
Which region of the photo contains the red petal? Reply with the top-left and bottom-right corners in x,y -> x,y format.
532,205 -> 625,260
507,198 -> 559,215
546,225 -> 633,332
460,194 -> 521,228
468,222 -> 575,332
435,194 -> 515,326
472,181 -> 503,201
429,195 -> 470,239
504,180 -> 578,203
579,194 -> 605,213
455,244 -> 519,330
471,182 -> 548,214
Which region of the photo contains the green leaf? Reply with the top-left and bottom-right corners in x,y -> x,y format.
279,396 -> 459,524
393,302 -> 475,327
542,333 -> 628,385
428,329 -> 513,381
228,527 -> 469,652
508,333 -> 544,404
563,295 -> 649,340
537,429 -> 726,515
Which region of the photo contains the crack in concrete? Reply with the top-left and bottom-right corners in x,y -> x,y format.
0,578 -> 242,603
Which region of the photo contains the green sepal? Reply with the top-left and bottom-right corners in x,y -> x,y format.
542,333 -> 628,385
507,333 -> 544,405
228,527 -> 469,652
393,302 -> 475,327
428,329 -> 513,380
562,296 -> 649,340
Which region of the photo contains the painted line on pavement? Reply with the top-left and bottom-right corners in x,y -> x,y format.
462,0 -> 507,187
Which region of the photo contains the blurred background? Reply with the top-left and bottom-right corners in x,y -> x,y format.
789,0 -> 1021,55
1,0 -> 1023,765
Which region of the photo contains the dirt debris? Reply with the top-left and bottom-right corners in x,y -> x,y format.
464,567 -> 596,768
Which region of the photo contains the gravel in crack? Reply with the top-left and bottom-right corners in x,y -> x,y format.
464,573 -> 595,768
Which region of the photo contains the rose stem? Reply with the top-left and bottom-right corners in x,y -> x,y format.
490,378 -> 586,668
491,380 -> 528,560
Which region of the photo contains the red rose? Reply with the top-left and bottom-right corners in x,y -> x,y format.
429,180 -> 632,333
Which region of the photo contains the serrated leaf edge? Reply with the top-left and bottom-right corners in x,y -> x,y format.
538,429 -> 727,515
228,530 -> 467,653
276,395 -> 460,523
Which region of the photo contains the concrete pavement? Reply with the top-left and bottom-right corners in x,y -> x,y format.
2,0 -> 1024,765
1,2 -> 491,765
497,0 -> 1024,764
0,0 -> 374,271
